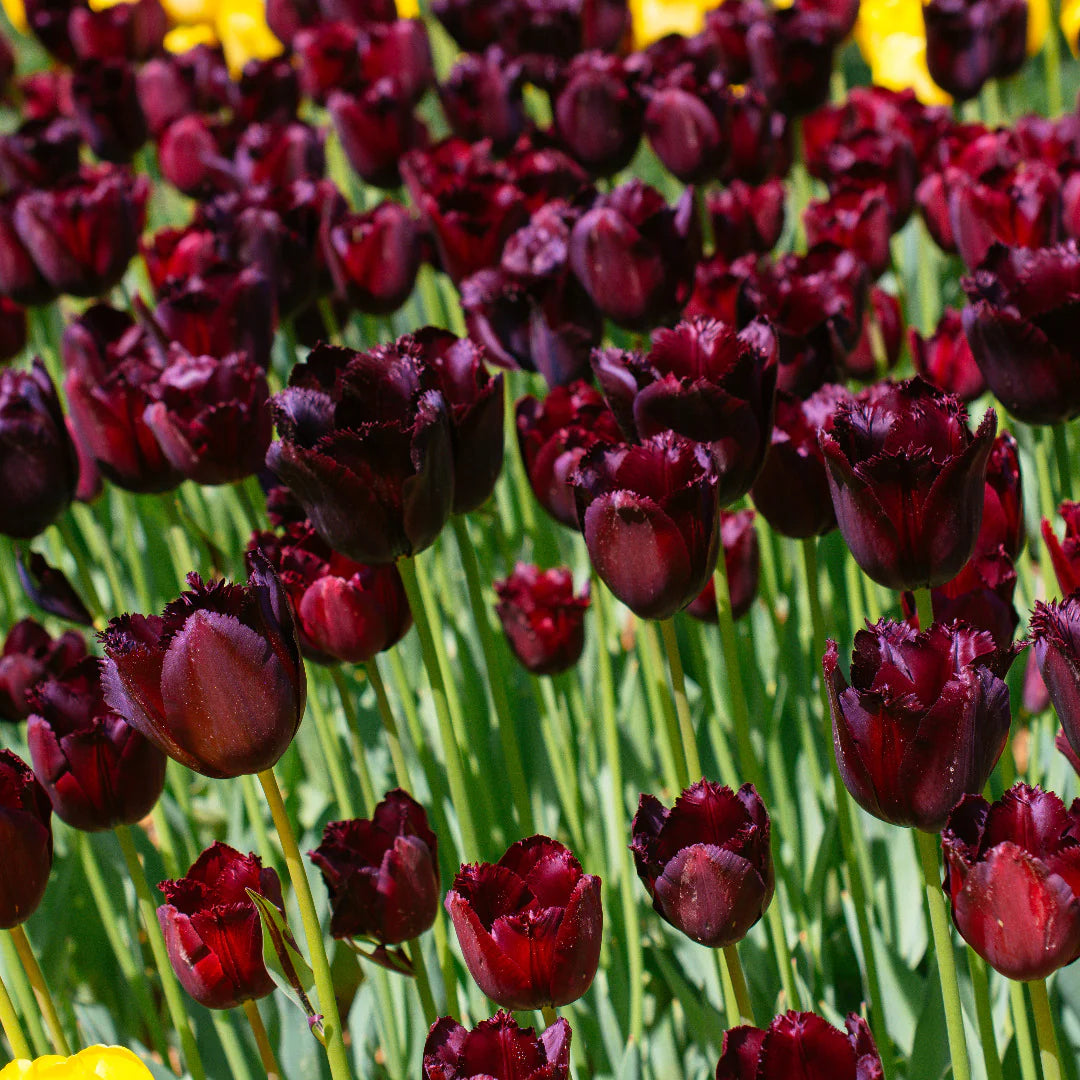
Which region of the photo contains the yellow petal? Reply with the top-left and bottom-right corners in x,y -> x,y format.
164,22 -> 219,50
215,0 -> 284,76
1062,0 -> 1080,56
87,0 -> 139,11
868,31 -> 953,104
630,0 -> 713,47
0,0 -> 28,35
160,0 -> 217,25
1,1049 -> 154,1080
0,1059 -> 65,1079
396,0 -> 419,14
1027,0 -> 1049,53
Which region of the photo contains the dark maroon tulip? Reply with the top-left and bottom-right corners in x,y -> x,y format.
910,308 -> 985,403
942,785 -> 1080,980
0,298 -> 26,363
721,85 -> 791,185
686,510 -> 760,623
1030,596 -> 1080,763
707,180 -> 786,262
135,53 -> 208,138
430,0 -> 501,52
12,166 -> 146,299
328,87 -> 428,190
716,1012 -> 884,1080
158,842 -> 283,1009
71,59 -> 147,164
746,6 -> 838,117
266,338 -> 454,564
16,550 -> 94,627
234,121 -> 325,188
572,433 -> 720,620
446,835 -> 602,1010
0,750 -> 52,929
0,619 -> 86,723
439,48 -> 526,151
356,18 -> 434,106
1043,502 -> 1080,596
516,381 -> 622,529
0,199 -> 56,306
978,431 -> 1024,560
310,789 -> 439,944
236,55 -> 302,127
631,780 -> 772,947
494,564 -> 589,676
0,118 -> 81,192
318,0 -> 397,26
22,0 -> 79,61
0,358 -> 79,539
824,619 -> 1018,832
843,286 -> 902,383
156,115 -> 227,199
641,74 -> 727,186
68,0 -> 165,60
804,189 -> 891,281
923,0 -> 1026,101
99,555 -> 306,779
821,378 -> 996,591
18,69 -> 75,123
423,1012 -> 571,1080
140,227 -> 221,295
569,180 -> 700,331
27,657 -> 166,832
962,242 -> 1080,425
251,522 -> 411,664
295,21 -> 362,103
814,131 -> 918,233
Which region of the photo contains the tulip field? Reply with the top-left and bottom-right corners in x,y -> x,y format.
6,0 -> 1080,1078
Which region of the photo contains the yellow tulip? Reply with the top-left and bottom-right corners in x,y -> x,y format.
0,1047 -> 153,1080
1062,0 -> 1080,56
397,0 -> 419,14
215,0 -> 284,76
1027,0 -> 1049,54
630,0 -> 713,47
865,31 -> 952,104
0,0 -> 28,35
163,22 -> 218,49
160,0 -> 216,24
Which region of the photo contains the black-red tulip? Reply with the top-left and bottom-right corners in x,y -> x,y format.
234,121 -> 326,188
1030,596 -> 1080,765
16,550 -> 94,626
0,619 -> 86,723
439,48 -> 526,151
641,72 -> 727,186
804,188 -> 891,281
71,59 -> 148,164
923,0 -> 1027,101
328,87 -> 428,190
1043,502 -> 1080,596
494,564 -> 589,676
295,21 -> 362,104
0,118 -> 81,192
978,431 -> 1025,559
746,6 -> 838,117
910,308 -> 986,403
686,510 -> 760,623
423,1013 -> 571,1080
843,286 -> 903,383
0,750 -> 52,929
707,179 -> 786,262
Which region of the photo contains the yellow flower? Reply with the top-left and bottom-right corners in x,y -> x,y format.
1062,0 -> 1080,56
163,21 -> 217,49
397,0 -> 419,14
0,1047 -> 153,1080
1027,0 -> 1049,54
215,0 -> 284,76
867,31 -> 953,104
0,0 -> 28,35
160,0 -> 216,24
630,0 -> 713,47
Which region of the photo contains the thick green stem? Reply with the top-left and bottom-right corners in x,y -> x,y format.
1029,977 -> 1061,1080
967,951 -> 1003,1080
636,619 -> 687,797
408,939 -> 437,1027
1053,425 -> 1073,504
914,588 -> 935,632
541,1005 -> 558,1028
659,617 -> 702,784
9,926 -> 70,1056
723,945 -> 754,1024
256,769 -> 356,1080
212,1012 -> 256,1080
243,999 -> 280,1080
0,969 -> 29,1060
1045,13 -> 1064,116
713,948 -> 741,1031
1009,979 -> 1040,1080
0,932 -> 47,1056
914,829 -> 971,1080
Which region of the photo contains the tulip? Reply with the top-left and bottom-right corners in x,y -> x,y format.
0,1046 -> 155,1079
16,551 -> 93,627
439,48 -> 526,151
571,433 -> 720,621
99,554 -> 306,780
156,115 -> 227,199
910,308 -> 986,403
631,781 -> 773,948
0,749 -> 52,929
722,85 -> 792,185
715,1011 -> 884,1079
685,509 -> 760,622
357,18 -> 434,106
923,0 -> 1027,100
979,431 -> 1024,560
0,117 -> 81,193
707,179 -> 786,261
0,358 -> 79,540
140,228 -> 221,296
328,86 -> 428,190
804,188 -> 892,280
1057,728 -> 1080,775
27,658 -> 167,832
843,287 -> 902,383
266,338 -> 454,564
641,74 -> 727,185
234,121 -> 326,188
69,0 -> 166,60
0,619 -> 86,723
0,199 -> 56,306
1043,501 -> 1080,595
295,21 -> 362,103
824,619 -> 1018,832
157,842 -> 283,1009
309,789 -> 439,944
423,1013 -> 571,1080
821,378 -> 996,591
1029,595 -> 1080,764
71,59 -> 148,164
942,785 -> 1080,980
746,6 -> 838,117
494,564 -> 590,676
445,835 -> 602,1010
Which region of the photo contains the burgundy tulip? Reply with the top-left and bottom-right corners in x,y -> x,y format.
923,0 -> 1027,101
0,619 -> 86,723
824,619 -> 1018,832
1043,502 -> 1080,596
942,785 -> 1080,980
722,85 -> 792,185
295,21 -> 362,103
843,286 -> 902,383
71,59 -> 147,164
27,657 -> 166,832
820,378 -> 996,591
99,555 -> 306,779
641,74 -> 727,186
68,0 -> 165,60
328,86 -> 428,190
309,789 -> 439,944
446,835 -> 602,1010
686,510 -> 760,623
631,781 -> 773,948
234,121 -> 326,189
140,227 -> 221,295
910,308 -> 986,403
439,48 -> 526,151
0,118 -> 81,193
157,842 -> 283,1009
423,1013 -> 571,1080
707,180 -> 786,262
16,550 -> 93,627
804,188 -> 891,280
494,564 -> 589,676
979,431 -> 1024,560
0,750 -> 52,929
1030,596 -> 1080,764
746,6 -> 838,117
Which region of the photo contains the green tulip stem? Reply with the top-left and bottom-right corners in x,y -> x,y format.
8,926 -> 70,1056
1053,425 -> 1074,504
243,999 -> 281,1080
1035,427 -> 1059,528
659,617 -> 702,785
364,658 -> 411,792
114,824 -> 208,1080
407,939 -> 438,1027
967,951 -> 1003,1080
0,968 -> 29,1061
914,588 -> 935,632
1029,977 -> 1062,1080
802,539 -> 895,1080
211,1012 -> 256,1080
1009,979 -> 1040,1080
636,619 -> 688,797
914,829 -> 972,1080
723,945 -> 754,1025
327,666 -> 377,814
713,947 -> 742,1031
541,1005 -> 558,1028
1045,12 -> 1064,116
0,933 -> 47,1056
397,554 -> 480,862
256,769 -> 355,1080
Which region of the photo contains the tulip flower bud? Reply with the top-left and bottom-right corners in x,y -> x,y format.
1030,596 -> 1080,765
423,1013 -> 571,1080
27,658 -> 166,832
923,0 -> 1027,101
942,785 -> 1080,981
631,781 -> 773,948
910,308 -> 986,403
746,7 -> 838,117
707,179 -> 786,261
685,510 -> 760,622
158,842 -> 283,1009
100,554 -> 306,779
309,789 -> 439,944
978,432 -> 1024,559
0,619 -> 86,723
1043,502 -> 1080,596
71,59 -> 148,164
329,87 -> 429,190
494,564 -> 589,676
446,835 -> 602,1010
804,188 -> 892,280
0,749 -> 52,929
439,48 -> 526,151
824,620 -> 1019,832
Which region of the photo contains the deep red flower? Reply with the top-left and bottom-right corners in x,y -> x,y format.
686,509 -> 760,622
0,619 -> 86,723
923,0 -> 1027,101
1043,501 -> 1080,595
329,86 -> 428,190
0,750 -> 52,929
804,188 -> 891,280
71,59 -> 148,164
439,48 -> 526,152
423,1013 -> 571,1080
910,308 -> 985,403
707,180 -> 786,262
494,564 -> 589,676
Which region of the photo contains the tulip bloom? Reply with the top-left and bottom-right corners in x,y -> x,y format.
0,1046 -> 155,1079
824,620 -> 1018,832
707,180 -> 786,261
423,1013 -> 571,1080
445,835 -> 602,1010
910,308 -> 985,403
0,749 -> 52,929
309,789 -> 439,945
1043,501 -> 1080,595
1030,596 -> 1080,763
942,785 -> 1080,980
158,842 -> 283,1010
685,510 -> 761,623
0,619 -> 86,723
979,432 -> 1024,560
631,781 -> 773,948
100,554 -> 306,779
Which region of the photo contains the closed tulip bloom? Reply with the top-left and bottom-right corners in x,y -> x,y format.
631,781 -> 773,948
27,658 -> 166,832
0,117 -> 81,195
0,359 -> 79,539
804,188 -> 892,280
494,564 -> 589,676
446,835 -> 602,1010
309,789 -> 439,943
572,433 -> 720,621
329,86 -> 428,190
423,1013 -> 571,1080
99,554 -> 306,779
1030,596 -> 1080,763
824,619 -> 1019,832
641,74 -> 727,186
707,179 -> 786,261
942,785 -> 1080,980
0,749 -> 52,929
69,0 -> 166,60
71,59 -> 148,164
0,619 -> 86,723
16,550 -> 94,626
821,378 -> 996,591
157,842 -> 283,1009
923,0 -> 1027,100
910,308 -> 986,403
716,1011 -> 884,1080
439,48 -> 526,151
1042,502 -> 1080,595
746,7 -> 838,117
979,431 -> 1024,559
686,509 -> 760,622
